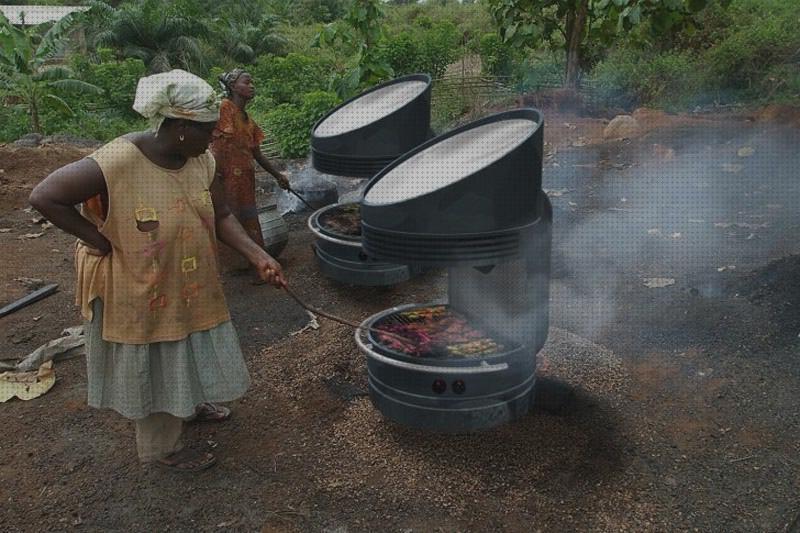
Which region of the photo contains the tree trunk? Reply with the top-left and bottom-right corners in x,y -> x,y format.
30,97 -> 41,134
564,0 -> 589,89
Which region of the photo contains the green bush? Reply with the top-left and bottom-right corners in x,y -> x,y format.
39,109 -> 146,141
430,84 -> 470,133
590,48 -> 709,110
378,21 -> 460,78
384,1 -> 490,46
702,0 -> 799,100
758,64 -> 800,103
249,53 -> 335,105
0,53 -> 146,143
510,53 -> 565,93
0,106 -> 29,143
479,32 -> 515,77
69,53 -> 147,117
263,90 -> 340,158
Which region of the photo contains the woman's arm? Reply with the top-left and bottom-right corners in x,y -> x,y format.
29,158 -> 112,255
253,146 -> 290,190
209,170 -> 286,288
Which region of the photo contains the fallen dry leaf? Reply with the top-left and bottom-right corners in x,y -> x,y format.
737,147 -> 755,157
18,232 -> 44,240
0,360 -> 55,402
14,277 -> 45,290
643,277 -> 676,288
721,163 -> 743,173
543,188 -> 571,197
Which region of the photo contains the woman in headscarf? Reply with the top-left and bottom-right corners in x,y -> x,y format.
29,70 -> 286,472
212,68 -> 290,274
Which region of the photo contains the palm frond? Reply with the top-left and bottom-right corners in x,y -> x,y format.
172,35 -> 205,71
232,43 -> 256,63
150,53 -> 172,73
122,46 -> 154,64
92,29 -> 116,49
43,93 -> 75,116
36,12 -> 84,63
33,65 -> 73,83
0,70 -> 14,91
48,78 -> 104,95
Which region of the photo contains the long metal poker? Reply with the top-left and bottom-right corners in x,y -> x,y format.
286,186 -> 316,211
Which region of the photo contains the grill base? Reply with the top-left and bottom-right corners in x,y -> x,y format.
367,371 -> 535,433
311,149 -> 399,179
313,241 -> 413,286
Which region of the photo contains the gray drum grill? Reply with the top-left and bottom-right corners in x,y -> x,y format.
356,109 -> 552,432
309,74 -> 433,286
310,73 -> 432,179
307,202 -> 413,286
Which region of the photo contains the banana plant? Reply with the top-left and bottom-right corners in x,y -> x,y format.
0,10 -> 102,133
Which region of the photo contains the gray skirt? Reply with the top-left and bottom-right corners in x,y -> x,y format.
85,299 -> 250,420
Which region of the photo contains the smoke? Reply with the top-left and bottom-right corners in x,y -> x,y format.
276,158 -> 367,215
549,120 -> 800,341
443,118 -> 800,348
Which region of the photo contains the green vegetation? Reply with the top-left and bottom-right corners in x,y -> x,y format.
590,0 -> 800,109
0,10 -> 102,133
0,0 -> 797,150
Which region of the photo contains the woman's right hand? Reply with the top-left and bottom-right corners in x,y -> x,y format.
98,237 -> 112,256
254,252 -> 286,288
274,172 -> 290,191
83,235 -> 112,256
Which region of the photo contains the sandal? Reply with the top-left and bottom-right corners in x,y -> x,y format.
190,402 -> 232,423
157,448 -> 216,473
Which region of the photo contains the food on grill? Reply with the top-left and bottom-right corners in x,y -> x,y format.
318,203 -> 361,237
373,305 -> 507,358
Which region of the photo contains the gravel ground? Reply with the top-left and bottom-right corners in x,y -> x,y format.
2,111 -> 800,532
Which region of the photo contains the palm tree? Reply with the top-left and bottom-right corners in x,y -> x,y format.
212,13 -> 288,66
0,11 -> 102,133
90,0 -> 207,74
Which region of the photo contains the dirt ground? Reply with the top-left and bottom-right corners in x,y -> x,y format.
1,108 -> 800,533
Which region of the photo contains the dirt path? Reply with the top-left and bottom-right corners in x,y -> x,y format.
1,112 -> 799,532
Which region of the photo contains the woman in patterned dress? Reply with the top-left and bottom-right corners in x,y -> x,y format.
212,69 -> 290,274
29,70 -> 287,472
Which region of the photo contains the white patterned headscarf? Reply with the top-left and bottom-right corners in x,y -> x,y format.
133,69 -> 221,133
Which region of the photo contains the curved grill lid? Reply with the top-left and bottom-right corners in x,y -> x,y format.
360,108 -> 544,267
311,74 -> 432,178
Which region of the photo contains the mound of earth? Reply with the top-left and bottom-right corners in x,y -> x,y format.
0,144 -> 93,214
734,254 -> 800,342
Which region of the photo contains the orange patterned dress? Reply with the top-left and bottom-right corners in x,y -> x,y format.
210,99 -> 266,270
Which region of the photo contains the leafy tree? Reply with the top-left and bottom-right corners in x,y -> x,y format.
485,0 -> 720,88
89,0 -> 207,73
314,0 -> 394,98
298,0 -> 347,23
0,10 -> 102,133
